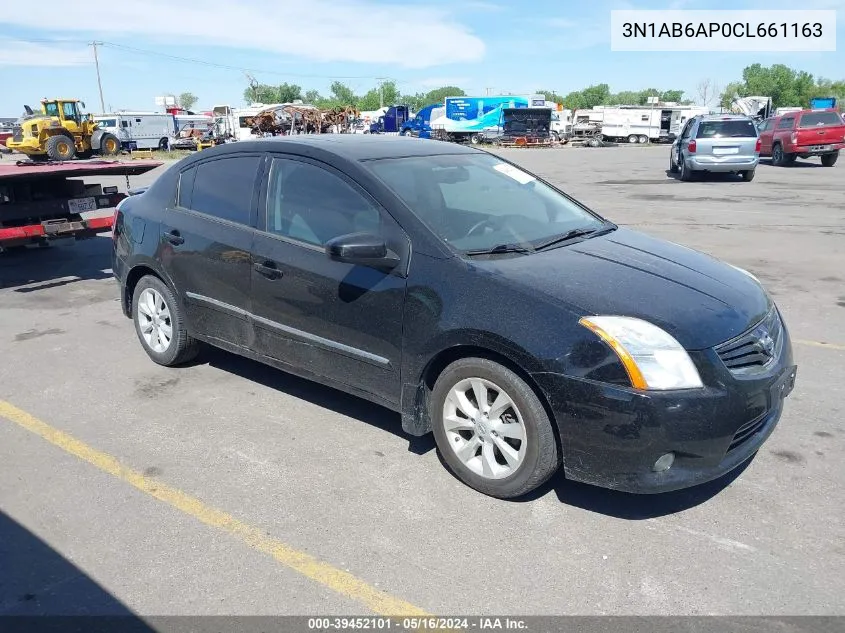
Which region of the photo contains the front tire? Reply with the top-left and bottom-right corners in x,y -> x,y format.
46,135 -> 75,161
132,275 -> 199,366
98,132 -> 121,156
821,151 -> 839,167
679,155 -> 692,181
669,150 -> 679,173
431,358 -> 560,499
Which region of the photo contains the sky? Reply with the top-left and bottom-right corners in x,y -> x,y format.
0,0 -> 842,115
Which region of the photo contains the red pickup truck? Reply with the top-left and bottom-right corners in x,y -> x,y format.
757,108 -> 845,167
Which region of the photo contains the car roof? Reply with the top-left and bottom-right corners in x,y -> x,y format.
193,135 -> 483,162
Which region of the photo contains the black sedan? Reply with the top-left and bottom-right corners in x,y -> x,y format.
112,135 -> 797,499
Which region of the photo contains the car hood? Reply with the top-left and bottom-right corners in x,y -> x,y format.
473,227 -> 771,350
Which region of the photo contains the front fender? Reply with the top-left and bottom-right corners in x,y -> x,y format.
90,129 -> 108,150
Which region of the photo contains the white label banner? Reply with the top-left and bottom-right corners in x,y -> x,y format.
610,10 -> 837,52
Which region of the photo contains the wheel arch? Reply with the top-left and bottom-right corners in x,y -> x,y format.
123,260 -> 178,318
402,344 -> 560,455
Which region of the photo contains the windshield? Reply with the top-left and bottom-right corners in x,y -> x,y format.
697,120 -> 757,138
799,111 -> 843,127
96,119 -> 117,128
366,153 -> 606,253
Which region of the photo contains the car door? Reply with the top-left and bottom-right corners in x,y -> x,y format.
249,155 -> 410,405
160,153 -> 263,348
774,115 -> 796,150
757,118 -> 774,155
677,119 -> 695,163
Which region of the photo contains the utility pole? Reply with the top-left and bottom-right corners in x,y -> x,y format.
90,41 -> 105,113
376,77 -> 387,108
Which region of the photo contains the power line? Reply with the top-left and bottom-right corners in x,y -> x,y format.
97,41 -> 397,81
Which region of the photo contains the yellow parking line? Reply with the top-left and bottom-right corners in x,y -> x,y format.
0,399 -> 428,617
794,339 -> 845,352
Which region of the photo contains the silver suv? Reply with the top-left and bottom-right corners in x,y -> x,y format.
669,114 -> 760,182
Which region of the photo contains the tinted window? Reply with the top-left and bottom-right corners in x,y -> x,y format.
266,158 -> 381,246
777,117 -> 794,129
757,119 -> 771,132
189,156 -> 261,225
368,153 -> 603,252
696,120 -> 757,138
798,112 -> 843,127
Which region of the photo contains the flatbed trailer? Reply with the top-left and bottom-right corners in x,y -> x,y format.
0,159 -> 162,251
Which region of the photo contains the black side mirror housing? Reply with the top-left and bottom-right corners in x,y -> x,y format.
325,232 -> 400,271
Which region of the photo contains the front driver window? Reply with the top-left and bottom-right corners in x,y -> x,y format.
266,158 -> 381,247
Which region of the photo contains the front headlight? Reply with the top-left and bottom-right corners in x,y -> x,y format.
578,316 -> 703,390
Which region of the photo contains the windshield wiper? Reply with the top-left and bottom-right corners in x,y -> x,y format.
465,243 -> 535,256
534,225 -> 612,251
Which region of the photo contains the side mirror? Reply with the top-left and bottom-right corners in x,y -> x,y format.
325,232 -> 400,271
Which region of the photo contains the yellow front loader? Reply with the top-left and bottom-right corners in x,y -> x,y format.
6,99 -> 121,161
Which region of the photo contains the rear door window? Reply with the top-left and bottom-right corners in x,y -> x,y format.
777,117 -> 795,129
696,120 -> 757,138
188,155 -> 262,225
798,112 -> 844,127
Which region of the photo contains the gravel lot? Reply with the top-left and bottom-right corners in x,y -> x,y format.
1,145 -> 843,618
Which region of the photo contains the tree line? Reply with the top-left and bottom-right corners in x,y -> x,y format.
172,63 -> 843,114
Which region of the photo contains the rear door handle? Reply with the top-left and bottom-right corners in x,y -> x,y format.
253,261 -> 283,279
163,229 -> 184,245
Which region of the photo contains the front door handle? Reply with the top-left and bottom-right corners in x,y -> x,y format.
163,229 -> 184,245
253,261 -> 283,279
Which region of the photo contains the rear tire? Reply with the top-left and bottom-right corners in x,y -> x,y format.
431,357 -> 560,499
638,135 -> 648,144
158,137 -> 169,151
821,152 -> 839,167
628,134 -> 638,144
741,169 -> 755,181
45,135 -> 75,161
132,275 -> 199,367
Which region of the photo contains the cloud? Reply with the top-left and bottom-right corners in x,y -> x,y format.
0,40 -> 92,66
0,0 -> 485,68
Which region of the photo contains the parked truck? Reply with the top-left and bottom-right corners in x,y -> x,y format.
426,94 -> 547,144
0,159 -> 161,252
93,112 -> 174,151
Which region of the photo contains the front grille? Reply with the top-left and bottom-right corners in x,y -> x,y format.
11,126 -> 22,142
715,307 -> 782,372
728,413 -> 767,452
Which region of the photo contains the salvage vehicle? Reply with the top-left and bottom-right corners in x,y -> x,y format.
0,159 -> 161,252
757,109 -> 845,167
113,136 -> 797,499
6,99 -> 122,161
670,114 -> 760,181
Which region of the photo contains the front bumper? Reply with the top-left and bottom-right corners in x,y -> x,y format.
689,155 -> 759,172
533,325 -> 796,494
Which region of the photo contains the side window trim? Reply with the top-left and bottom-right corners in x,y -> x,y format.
260,153 -> 402,250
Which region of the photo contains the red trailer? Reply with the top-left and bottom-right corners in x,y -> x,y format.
0,159 -> 162,251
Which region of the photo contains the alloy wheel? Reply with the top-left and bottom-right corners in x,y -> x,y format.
442,377 -> 527,480
136,287 -> 173,353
